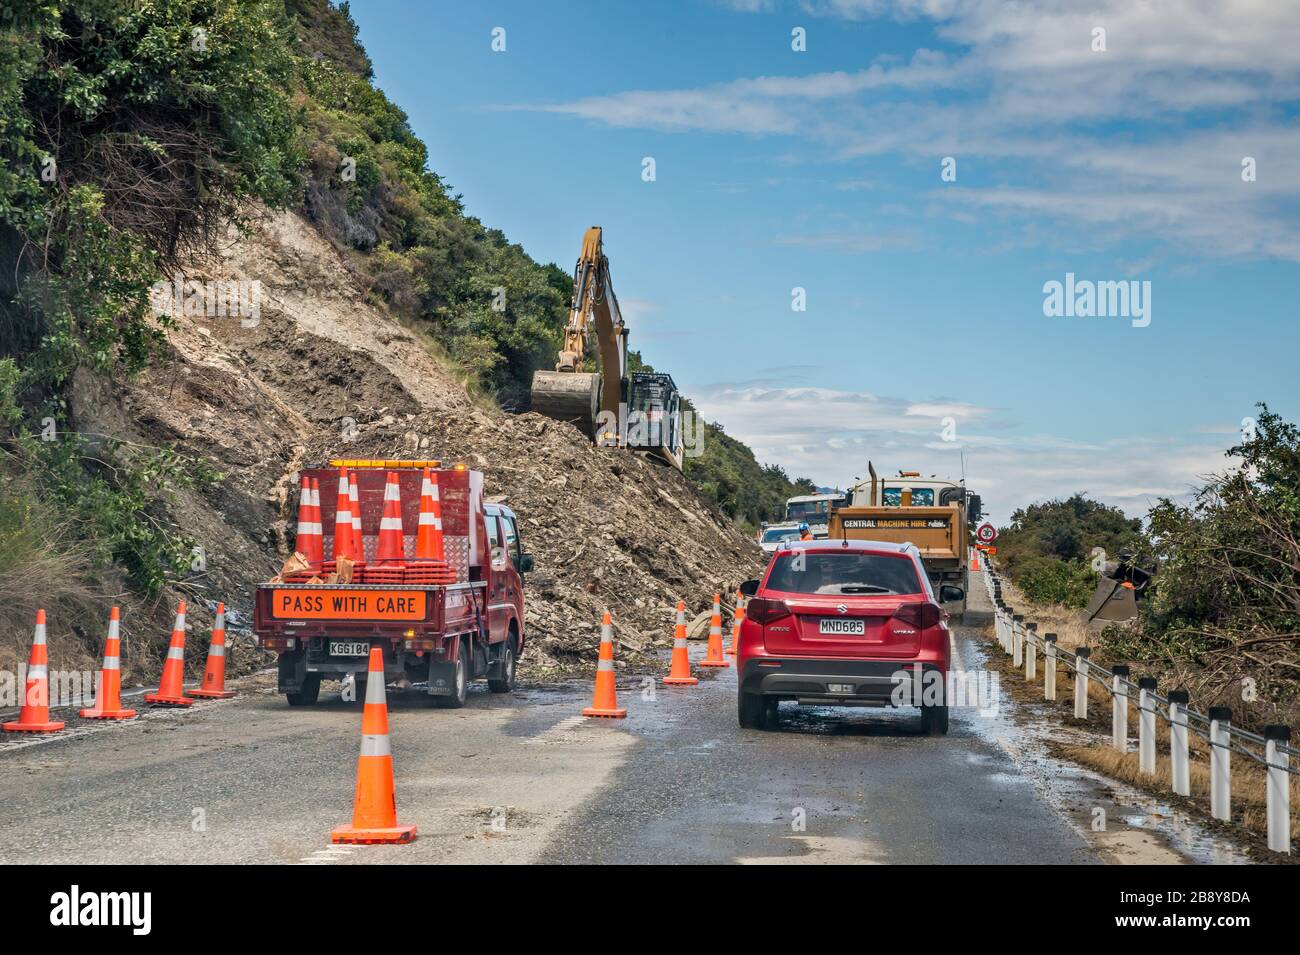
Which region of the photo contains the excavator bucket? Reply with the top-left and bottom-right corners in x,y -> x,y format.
1085,578 -> 1139,623
530,370 -> 601,438
1084,558 -> 1152,624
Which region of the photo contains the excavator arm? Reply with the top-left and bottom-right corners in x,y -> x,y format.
532,226 -> 627,436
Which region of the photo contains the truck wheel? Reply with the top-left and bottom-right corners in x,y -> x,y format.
487,636 -> 517,694
738,691 -> 767,729
285,673 -> 321,706
433,640 -> 469,709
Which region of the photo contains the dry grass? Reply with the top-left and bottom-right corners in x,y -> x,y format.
1063,742 -> 1299,848
0,473 -> 124,676
981,595 -> 1297,856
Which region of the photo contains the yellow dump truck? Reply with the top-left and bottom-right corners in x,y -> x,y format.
828,463 -> 981,619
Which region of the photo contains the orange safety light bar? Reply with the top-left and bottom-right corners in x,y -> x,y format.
329,459 -> 442,469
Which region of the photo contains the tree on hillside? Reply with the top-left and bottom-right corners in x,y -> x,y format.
995,494 -> 1146,607
1138,404 -> 1300,685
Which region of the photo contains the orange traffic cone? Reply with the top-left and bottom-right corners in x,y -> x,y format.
726,592 -> 745,655
415,468 -> 445,560
189,602 -> 235,699
969,549 -> 979,571
331,646 -> 417,844
3,610 -> 65,733
663,599 -> 698,686
332,467 -> 355,562
144,601 -> 194,707
582,611 -> 627,718
374,472 -> 406,565
700,593 -> 730,668
295,477 -> 322,567
349,472 -> 365,561
79,606 -> 136,720
309,478 -> 324,564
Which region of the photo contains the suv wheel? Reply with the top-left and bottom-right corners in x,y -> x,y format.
921,702 -> 949,735
738,691 -> 767,729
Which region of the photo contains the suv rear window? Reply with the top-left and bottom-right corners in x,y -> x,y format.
765,552 -> 922,596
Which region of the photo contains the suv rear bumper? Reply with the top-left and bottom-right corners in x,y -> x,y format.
739,657 -> 946,706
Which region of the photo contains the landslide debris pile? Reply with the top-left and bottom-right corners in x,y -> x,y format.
80,210 -> 762,674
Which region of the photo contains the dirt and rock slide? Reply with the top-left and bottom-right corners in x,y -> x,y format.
65,209 -> 763,678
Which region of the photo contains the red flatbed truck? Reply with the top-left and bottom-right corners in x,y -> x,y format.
252,461 -> 533,707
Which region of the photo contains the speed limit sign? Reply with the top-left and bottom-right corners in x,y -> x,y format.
976,522 -> 997,544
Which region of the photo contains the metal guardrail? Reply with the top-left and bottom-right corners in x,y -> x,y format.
978,554 -> 1295,856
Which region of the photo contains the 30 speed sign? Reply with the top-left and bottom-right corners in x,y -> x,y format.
976,522 -> 997,544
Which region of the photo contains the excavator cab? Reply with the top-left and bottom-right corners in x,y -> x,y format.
1084,554 -> 1153,624
626,372 -> 683,468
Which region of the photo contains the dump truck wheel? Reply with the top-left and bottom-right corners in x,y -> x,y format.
487,634 -> 517,694
433,639 -> 469,708
285,674 -> 320,706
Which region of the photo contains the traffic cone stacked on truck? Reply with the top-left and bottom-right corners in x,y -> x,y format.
79,607 -> 136,720
582,611 -> 627,718
349,473 -> 365,562
188,603 -> 235,700
726,592 -> 745,656
144,602 -> 194,707
292,476 -> 323,575
331,467 -> 355,562
700,593 -> 730,668
366,472 -> 406,584
3,610 -> 65,733
407,468 -> 456,585
331,646 -> 417,844
663,600 -> 698,686
309,478 -> 325,564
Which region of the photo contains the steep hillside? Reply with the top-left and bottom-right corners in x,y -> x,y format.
0,1 -> 772,679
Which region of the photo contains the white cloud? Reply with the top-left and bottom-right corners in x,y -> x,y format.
510,0 -> 1300,260
690,383 -> 1232,519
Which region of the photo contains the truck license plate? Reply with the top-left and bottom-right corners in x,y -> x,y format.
819,618 -> 865,635
329,641 -> 370,657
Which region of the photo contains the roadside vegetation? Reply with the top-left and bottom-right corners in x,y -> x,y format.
995,403 -> 1300,727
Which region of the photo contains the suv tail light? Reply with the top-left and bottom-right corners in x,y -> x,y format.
891,602 -> 941,632
745,597 -> 793,625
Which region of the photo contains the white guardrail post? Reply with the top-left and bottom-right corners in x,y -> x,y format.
1209,706 -> 1232,822
1024,622 -> 1037,681
1111,665 -> 1129,753
1264,725 -> 1291,855
1168,689 -> 1190,797
1073,647 -> 1090,719
1043,634 -> 1057,701
1138,677 -> 1157,776
1012,615 -> 1024,667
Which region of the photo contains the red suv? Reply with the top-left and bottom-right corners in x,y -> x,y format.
736,540 -> 961,734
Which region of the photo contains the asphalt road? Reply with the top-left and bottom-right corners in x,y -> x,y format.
0,574 -> 1229,865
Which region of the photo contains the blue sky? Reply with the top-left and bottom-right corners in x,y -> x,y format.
345,0 -> 1300,523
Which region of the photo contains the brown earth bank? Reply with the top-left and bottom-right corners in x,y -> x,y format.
31,208 -> 763,685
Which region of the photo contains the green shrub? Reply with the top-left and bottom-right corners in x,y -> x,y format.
1010,556 -> 1097,608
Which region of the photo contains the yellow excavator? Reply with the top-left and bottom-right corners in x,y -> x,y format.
530,226 -> 683,470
